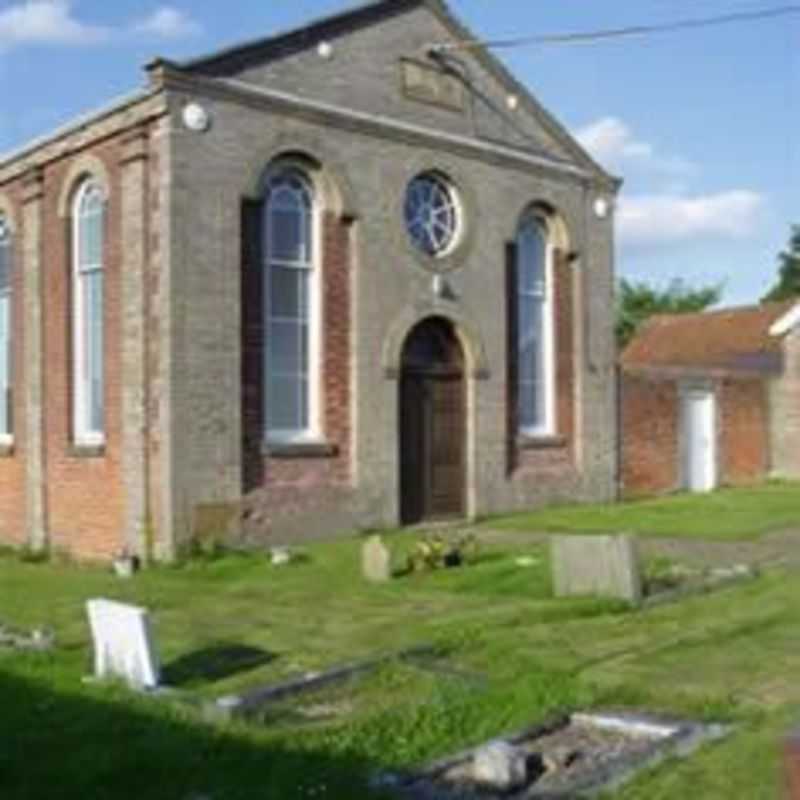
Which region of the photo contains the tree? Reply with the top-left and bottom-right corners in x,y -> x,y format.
762,225 -> 800,303
616,278 -> 722,349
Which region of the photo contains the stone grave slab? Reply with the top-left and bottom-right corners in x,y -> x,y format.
86,598 -> 161,690
388,711 -> 731,799
552,534 -> 642,603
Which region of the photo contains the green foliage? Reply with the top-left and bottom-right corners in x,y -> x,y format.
762,224 -> 800,302
406,532 -> 479,573
616,277 -> 723,349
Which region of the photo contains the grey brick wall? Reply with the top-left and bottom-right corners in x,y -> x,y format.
163,88 -> 617,543
153,1 -> 619,546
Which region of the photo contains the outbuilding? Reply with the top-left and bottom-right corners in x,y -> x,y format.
620,301 -> 800,496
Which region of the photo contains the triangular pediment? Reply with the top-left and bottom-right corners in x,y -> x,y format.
171,0 -> 610,179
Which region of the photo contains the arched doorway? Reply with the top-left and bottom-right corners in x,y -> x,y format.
399,317 -> 466,525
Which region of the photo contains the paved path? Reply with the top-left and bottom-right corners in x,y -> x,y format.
476,527 -> 800,570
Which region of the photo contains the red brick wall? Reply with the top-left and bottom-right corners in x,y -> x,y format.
0,181 -> 26,547
621,371 -> 771,496
240,208 -> 353,536
41,139 -> 126,560
620,372 -> 680,496
719,377 -> 769,485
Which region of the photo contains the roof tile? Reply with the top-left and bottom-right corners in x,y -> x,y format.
621,300 -> 797,374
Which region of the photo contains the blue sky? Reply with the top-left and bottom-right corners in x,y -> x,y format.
1,0 -> 797,304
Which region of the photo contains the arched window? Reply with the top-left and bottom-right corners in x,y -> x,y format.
73,179 -> 105,445
263,166 -> 319,441
0,215 -> 12,442
516,213 -> 555,436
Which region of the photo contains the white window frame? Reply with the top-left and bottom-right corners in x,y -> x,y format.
262,165 -> 322,445
0,216 -> 12,446
516,216 -> 556,438
72,179 -> 105,447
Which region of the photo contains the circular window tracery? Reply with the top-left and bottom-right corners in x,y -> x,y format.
404,173 -> 461,258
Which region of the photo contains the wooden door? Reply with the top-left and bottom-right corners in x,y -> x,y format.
399,319 -> 466,525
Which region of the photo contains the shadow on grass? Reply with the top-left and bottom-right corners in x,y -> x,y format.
163,643 -> 276,686
0,670 -> 383,800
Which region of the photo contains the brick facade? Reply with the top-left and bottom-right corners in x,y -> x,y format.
719,378 -> 770,485
620,372 -> 680,496
620,370 -> 772,497
0,0 -> 621,560
0,183 -> 25,547
509,250 -> 578,484
0,114 -> 164,561
42,142 -> 125,559
237,208 -> 355,543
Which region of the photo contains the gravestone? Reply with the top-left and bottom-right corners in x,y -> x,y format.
552,534 -> 642,603
86,599 -> 161,690
362,535 -> 392,583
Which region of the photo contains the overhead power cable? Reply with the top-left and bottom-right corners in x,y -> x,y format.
429,4 -> 800,52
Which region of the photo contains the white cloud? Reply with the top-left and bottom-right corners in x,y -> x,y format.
0,1 -> 202,49
132,7 -> 202,39
0,1 -> 109,47
618,191 -> 766,247
575,116 -> 695,177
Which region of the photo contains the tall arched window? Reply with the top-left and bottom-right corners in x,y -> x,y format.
263,166 -> 319,441
73,179 -> 105,445
516,213 -> 555,436
0,215 -> 12,442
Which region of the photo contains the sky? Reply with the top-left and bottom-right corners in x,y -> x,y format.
0,0 -> 797,305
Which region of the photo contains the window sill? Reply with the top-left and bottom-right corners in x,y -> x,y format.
517,434 -> 568,451
0,440 -> 14,458
70,443 -> 107,459
264,440 -> 339,459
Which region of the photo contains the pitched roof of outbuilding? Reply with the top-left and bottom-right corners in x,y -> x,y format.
621,300 -> 799,375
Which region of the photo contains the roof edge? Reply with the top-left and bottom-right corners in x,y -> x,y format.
770,301 -> 800,337
425,0 -> 619,186
153,0 -> 619,187
0,87 -> 162,179
171,0 -> 421,73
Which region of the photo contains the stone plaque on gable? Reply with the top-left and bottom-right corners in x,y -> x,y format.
362,535 -> 392,583
401,59 -> 465,112
86,599 -> 161,690
552,535 -> 642,604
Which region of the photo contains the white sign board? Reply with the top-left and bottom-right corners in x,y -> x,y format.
86,599 -> 161,690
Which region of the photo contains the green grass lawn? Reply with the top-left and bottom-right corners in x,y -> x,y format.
487,482 -> 800,540
1,527 -> 800,798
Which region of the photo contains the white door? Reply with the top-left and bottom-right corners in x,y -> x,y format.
683,390 -> 717,493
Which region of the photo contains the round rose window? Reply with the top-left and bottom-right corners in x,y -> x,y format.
404,173 -> 461,257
